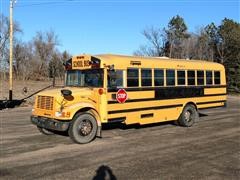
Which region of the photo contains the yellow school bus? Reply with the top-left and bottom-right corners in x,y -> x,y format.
31,54 -> 227,144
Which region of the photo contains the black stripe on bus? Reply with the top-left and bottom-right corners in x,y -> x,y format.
107,117 -> 126,123
108,104 -> 182,114
108,85 -> 226,92
196,100 -> 226,105
141,113 -> 154,118
108,93 -> 227,104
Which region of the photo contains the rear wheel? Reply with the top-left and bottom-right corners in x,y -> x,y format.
178,104 -> 198,127
37,126 -> 54,135
68,113 -> 97,144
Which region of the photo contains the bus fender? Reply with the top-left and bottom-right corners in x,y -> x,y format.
66,103 -> 102,137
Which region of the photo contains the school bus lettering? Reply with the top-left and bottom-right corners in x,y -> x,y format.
31,54 -> 227,144
84,60 -> 90,67
73,61 -> 83,67
73,60 -> 91,68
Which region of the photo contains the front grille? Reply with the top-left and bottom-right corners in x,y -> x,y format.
37,96 -> 54,110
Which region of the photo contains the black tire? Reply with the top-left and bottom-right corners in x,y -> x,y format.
68,113 -> 97,144
37,126 -> 55,135
178,104 -> 199,127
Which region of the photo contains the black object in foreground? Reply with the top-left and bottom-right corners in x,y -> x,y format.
0,99 -> 25,110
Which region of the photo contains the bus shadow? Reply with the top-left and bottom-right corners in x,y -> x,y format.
199,112 -> 208,117
102,121 -> 175,130
53,113 -> 209,136
102,113 -> 209,131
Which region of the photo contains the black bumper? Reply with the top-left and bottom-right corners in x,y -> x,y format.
31,116 -> 70,131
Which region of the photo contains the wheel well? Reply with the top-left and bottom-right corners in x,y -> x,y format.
73,107 -> 101,125
76,107 -> 93,114
184,102 -> 198,111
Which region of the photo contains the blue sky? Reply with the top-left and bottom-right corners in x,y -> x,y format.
1,0 -> 239,56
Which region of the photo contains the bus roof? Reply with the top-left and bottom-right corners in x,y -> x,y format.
74,54 -> 225,70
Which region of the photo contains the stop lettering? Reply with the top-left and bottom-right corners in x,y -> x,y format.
116,89 -> 128,103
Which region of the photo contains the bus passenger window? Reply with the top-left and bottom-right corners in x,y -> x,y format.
108,70 -> 123,88
187,70 -> 195,85
127,68 -> 139,87
177,70 -> 185,85
141,69 -> 152,86
206,71 -> 213,85
154,69 -> 164,86
166,70 -> 175,86
214,71 -> 220,85
197,71 -> 204,85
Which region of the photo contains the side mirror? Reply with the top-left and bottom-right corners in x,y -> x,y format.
61,89 -> 72,97
109,71 -> 117,80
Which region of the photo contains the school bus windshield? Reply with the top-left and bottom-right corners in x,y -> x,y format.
66,69 -> 103,87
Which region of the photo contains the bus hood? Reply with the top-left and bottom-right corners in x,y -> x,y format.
37,87 -> 93,97
33,87 -> 97,119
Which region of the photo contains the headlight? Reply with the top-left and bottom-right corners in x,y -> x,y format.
55,111 -> 71,118
55,111 -> 62,117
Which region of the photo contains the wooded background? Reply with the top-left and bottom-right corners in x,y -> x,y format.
0,14 -> 239,93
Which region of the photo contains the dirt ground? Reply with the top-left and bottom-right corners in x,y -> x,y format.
0,96 -> 239,180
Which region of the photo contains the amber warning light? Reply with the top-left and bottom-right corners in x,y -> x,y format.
63,59 -> 72,70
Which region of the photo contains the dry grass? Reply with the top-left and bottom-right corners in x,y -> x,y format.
0,79 -> 64,105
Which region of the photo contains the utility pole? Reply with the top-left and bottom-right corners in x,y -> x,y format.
9,0 -> 13,100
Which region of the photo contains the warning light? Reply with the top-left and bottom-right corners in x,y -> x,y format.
98,88 -> 104,95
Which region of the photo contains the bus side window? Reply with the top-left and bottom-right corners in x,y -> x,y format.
141,69 -> 152,86
127,68 -> 139,87
177,70 -> 185,85
197,70 -> 204,85
187,70 -> 195,85
206,71 -> 213,85
108,70 -> 123,88
166,69 -> 175,86
214,71 -> 220,85
154,69 -> 164,86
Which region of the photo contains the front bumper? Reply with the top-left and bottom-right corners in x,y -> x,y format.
31,116 -> 70,131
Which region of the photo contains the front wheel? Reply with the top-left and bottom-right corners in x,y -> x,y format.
68,113 -> 97,144
178,104 -> 199,127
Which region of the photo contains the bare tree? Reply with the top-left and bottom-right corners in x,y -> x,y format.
13,41 -> 34,80
33,30 -> 59,77
134,27 -> 165,56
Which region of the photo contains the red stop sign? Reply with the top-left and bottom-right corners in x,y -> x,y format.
116,89 -> 128,103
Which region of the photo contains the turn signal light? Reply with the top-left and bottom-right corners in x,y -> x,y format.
98,88 -> 104,95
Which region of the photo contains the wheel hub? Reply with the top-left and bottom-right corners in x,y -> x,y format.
184,111 -> 191,122
79,120 -> 92,136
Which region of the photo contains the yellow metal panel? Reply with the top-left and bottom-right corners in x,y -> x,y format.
95,54 -> 225,72
107,95 -> 226,115
197,102 -> 225,109
204,88 -> 226,95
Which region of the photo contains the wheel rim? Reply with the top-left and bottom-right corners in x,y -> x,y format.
184,110 -> 192,123
78,119 -> 93,136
